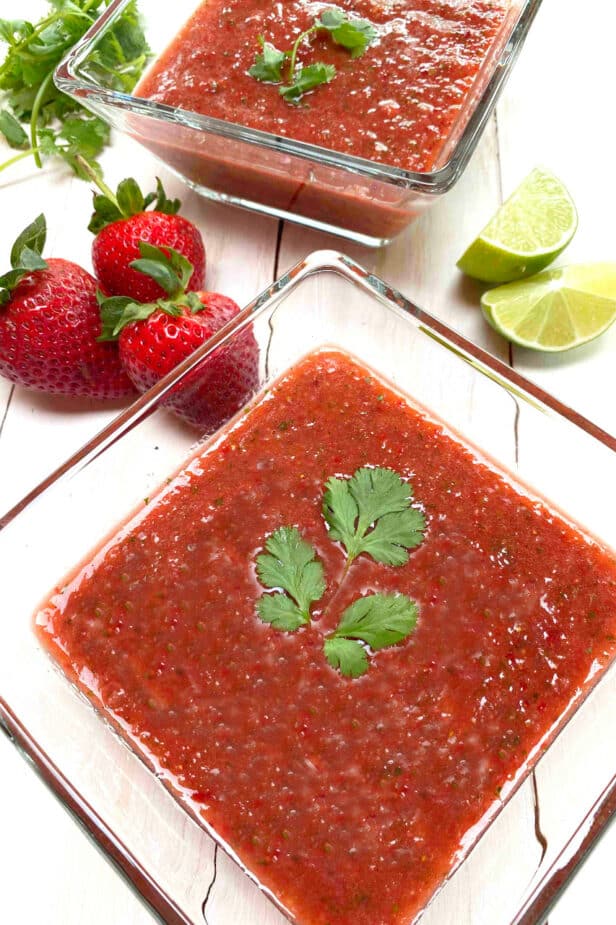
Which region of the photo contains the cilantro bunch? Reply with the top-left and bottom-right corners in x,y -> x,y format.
249,9 -> 377,104
0,0 -> 150,179
256,467 -> 427,678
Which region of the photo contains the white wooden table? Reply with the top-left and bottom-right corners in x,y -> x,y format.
1,0 -> 615,921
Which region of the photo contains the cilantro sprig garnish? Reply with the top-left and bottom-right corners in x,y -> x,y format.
256,527 -> 326,631
254,467 -> 426,678
323,467 -> 426,567
324,594 -> 419,678
0,1 -> 150,179
280,63 -> 336,103
248,8 -> 377,104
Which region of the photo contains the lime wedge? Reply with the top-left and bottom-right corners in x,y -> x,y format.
481,264 -> 616,352
457,168 -> 578,283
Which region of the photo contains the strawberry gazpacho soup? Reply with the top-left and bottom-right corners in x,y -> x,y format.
134,1 -> 515,241
37,350 -> 616,925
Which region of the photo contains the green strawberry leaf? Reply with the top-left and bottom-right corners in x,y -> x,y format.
116,177 -> 145,217
97,241 -> 197,339
151,177 -> 181,215
88,194 -> 123,234
97,289 -> 184,341
10,213 -> 46,267
97,293 -> 134,340
87,171 -> 183,234
130,242 -> 194,298
1,214 -> 48,303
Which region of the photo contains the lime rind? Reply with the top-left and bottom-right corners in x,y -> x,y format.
481,263 -> 616,352
458,168 -> 578,284
482,169 -> 578,255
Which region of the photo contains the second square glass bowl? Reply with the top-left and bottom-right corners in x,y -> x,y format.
55,0 -> 542,246
1,250 -> 615,925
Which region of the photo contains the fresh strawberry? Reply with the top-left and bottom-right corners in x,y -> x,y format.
98,244 -> 258,429
87,172 -> 206,303
0,215 -> 135,399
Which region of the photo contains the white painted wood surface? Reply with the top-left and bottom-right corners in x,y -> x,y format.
1,0 -> 615,922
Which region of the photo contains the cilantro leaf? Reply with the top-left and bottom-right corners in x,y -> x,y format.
324,637 -> 368,678
256,526 -> 326,630
317,10 -> 377,58
248,10 -> 376,103
248,37 -> 286,83
280,63 -> 336,103
0,1 -> 150,179
332,593 -> 419,649
258,593 -> 310,632
0,109 -> 28,148
323,467 -> 426,565
360,508 -> 426,566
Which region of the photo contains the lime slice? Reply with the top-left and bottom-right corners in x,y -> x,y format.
481,263 -> 616,352
457,168 -> 578,283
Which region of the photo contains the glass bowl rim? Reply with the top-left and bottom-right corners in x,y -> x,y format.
1,247 -> 615,925
54,0 -> 544,193
2,247 -> 614,531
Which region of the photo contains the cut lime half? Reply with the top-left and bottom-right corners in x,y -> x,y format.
481,263 -> 616,352
458,168 -> 578,284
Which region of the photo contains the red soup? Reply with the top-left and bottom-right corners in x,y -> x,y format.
37,350 -> 616,925
134,1 -> 513,240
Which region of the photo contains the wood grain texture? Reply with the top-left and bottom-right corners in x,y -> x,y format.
0,0 -> 614,922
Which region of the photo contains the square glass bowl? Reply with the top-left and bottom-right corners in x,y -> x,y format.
55,0 -> 542,246
0,250 -> 615,925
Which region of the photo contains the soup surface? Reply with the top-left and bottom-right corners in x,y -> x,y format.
137,0 -> 511,171
37,350 -> 616,925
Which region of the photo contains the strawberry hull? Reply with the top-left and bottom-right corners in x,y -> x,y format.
92,211 -> 206,303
